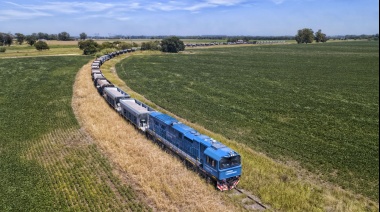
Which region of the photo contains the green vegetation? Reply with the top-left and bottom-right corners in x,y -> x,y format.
160,36 -> 185,53
116,41 -> 379,201
0,56 -> 148,211
34,40 -> 50,51
0,43 -> 82,58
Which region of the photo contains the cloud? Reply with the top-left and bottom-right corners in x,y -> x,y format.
1,0 -> 250,21
271,0 -> 285,4
0,9 -> 51,20
206,0 -> 247,6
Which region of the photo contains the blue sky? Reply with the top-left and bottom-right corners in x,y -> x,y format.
0,0 -> 378,36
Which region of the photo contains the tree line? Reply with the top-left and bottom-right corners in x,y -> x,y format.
0,31 -> 87,46
78,36 -> 185,55
1,30 -> 378,53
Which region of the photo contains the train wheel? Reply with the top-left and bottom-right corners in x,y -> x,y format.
206,176 -> 211,184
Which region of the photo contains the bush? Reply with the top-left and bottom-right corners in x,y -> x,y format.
161,36 -> 185,53
0,47 -> 6,53
34,41 -> 50,51
78,39 -> 100,55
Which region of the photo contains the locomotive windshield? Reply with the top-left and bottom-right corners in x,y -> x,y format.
219,155 -> 241,170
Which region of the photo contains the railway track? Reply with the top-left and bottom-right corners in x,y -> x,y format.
234,187 -> 270,211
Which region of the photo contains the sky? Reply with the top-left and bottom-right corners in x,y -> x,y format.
0,0 -> 379,37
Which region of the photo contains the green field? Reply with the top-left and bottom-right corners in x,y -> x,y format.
116,41 -> 379,200
0,56 -> 148,211
0,42 -> 82,58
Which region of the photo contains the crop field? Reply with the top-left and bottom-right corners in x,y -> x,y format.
0,57 -> 148,211
116,41 -> 379,202
0,43 -> 82,58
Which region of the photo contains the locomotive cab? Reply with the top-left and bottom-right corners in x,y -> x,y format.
202,142 -> 242,191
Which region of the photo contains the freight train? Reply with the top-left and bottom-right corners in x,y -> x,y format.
91,49 -> 241,191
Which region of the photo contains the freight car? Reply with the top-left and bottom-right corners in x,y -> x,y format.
90,49 -> 241,191
103,87 -> 130,112
120,99 -> 155,131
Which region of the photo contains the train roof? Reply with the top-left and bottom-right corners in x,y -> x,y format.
92,70 -> 102,74
204,142 -> 239,161
104,87 -> 130,99
168,117 -> 239,160
120,99 -> 151,115
96,79 -> 111,87
150,112 -> 178,125
93,73 -> 103,78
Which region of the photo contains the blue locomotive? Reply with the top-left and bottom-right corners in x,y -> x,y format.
90,50 -> 241,191
146,111 -> 241,190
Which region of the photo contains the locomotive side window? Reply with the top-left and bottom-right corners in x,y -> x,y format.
206,156 -> 216,168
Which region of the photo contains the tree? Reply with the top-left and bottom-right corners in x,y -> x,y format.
0,33 -> 4,46
314,29 -> 328,43
101,41 -> 114,49
141,40 -> 161,51
58,32 -> 71,41
295,28 -> 314,44
15,33 -> 25,45
37,32 -> 48,40
34,40 -> 50,51
161,36 -> 185,53
80,32 -> 87,40
119,42 -> 132,50
25,35 -> 37,46
0,33 -> 13,46
78,39 -> 99,55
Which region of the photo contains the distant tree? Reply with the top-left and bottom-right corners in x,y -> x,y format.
34,40 -> 50,51
58,32 -> 71,41
78,39 -> 99,55
315,29 -> 328,43
0,33 -> 5,46
161,36 -> 185,53
48,34 -> 58,40
119,42 -> 132,50
15,33 -> 25,45
25,35 -> 37,46
80,32 -> 87,40
141,40 -> 161,51
374,33 -> 379,41
101,41 -> 114,49
295,28 -> 314,44
37,32 -> 49,40
0,33 -> 13,46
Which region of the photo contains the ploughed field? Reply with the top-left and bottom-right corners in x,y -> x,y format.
116,41 -> 379,201
0,56 -> 148,211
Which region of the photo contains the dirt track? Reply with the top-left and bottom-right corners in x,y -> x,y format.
71,61 -> 240,211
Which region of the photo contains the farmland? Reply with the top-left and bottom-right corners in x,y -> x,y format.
116,41 -> 379,201
1,40 -> 378,211
0,56 -> 148,211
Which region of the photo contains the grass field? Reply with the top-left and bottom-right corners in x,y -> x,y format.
0,56 -> 149,211
115,41 -> 379,202
1,40 -> 378,211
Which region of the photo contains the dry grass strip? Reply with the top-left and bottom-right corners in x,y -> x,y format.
72,61 -> 240,211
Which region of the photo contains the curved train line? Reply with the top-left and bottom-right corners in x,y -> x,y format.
90,49 -> 242,192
